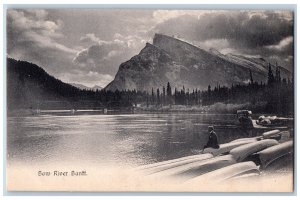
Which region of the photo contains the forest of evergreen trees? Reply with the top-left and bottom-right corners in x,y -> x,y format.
86,63 -> 293,115
8,58 -> 294,115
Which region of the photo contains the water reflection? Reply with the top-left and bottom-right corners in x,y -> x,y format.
8,113 -> 251,167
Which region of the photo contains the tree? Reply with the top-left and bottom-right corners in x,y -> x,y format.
166,82 -> 172,105
249,69 -> 254,85
267,63 -> 275,85
207,85 -> 212,104
275,67 -> 281,83
151,88 -> 154,105
146,92 -> 149,107
167,82 -> 172,96
174,87 -> 178,105
156,88 -> 160,105
162,86 -> 166,105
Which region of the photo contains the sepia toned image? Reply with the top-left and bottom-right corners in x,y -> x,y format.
6,7 -> 294,192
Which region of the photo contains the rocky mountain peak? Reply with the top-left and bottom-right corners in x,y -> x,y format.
209,48 -> 222,56
105,33 -> 292,92
139,42 -> 171,59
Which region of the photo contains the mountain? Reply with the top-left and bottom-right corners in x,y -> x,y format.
92,85 -> 103,91
70,83 -> 103,91
105,34 -> 292,91
7,58 -> 82,110
209,48 -> 291,76
70,83 -> 91,90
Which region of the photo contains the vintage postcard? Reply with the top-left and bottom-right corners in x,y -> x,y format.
6,7 -> 294,192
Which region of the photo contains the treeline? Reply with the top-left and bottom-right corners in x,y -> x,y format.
7,58 -> 293,114
200,64 -> 294,115
95,63 -> 293,115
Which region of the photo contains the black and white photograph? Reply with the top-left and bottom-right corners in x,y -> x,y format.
5,7 -> 295,192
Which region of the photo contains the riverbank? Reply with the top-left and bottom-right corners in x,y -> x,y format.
135,101 -> 279,114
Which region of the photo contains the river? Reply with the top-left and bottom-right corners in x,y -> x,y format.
7,113 -> 254,167
6,112 -> 294,192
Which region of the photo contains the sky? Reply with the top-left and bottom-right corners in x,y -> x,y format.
6,9 -> 294,88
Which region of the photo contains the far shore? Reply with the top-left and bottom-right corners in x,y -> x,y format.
7,101 -> 293,118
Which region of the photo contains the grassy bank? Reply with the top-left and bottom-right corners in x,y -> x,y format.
135,101 -> 269,114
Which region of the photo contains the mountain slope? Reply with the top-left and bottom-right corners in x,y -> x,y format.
70,83 -> 91,90
105,42 -> 187,91
209,49 -> 291,76
7,58 -> 82,110
70,83 -> 103,91
92,85 -> 103,91
106,33 -> 292,91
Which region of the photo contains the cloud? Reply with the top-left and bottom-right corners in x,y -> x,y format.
7,9 -> 77,75
73,32 -> 147,75
265,36 -> 293,51
7,9 -> 152,87
7,9 -> 66,44
152,10 -> 206,24
73,42 -> 125,67
80,33 -> 101,43
24,9 -> 48,20
154,11 -> 293,48
60,70 -> 114,88
7,9 -> 294,87
193,38 -> 231,52
153,10 -> 293,70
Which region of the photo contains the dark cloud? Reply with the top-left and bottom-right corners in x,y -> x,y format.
6,9 -> 152,87
73,42 -> 133,75
155,11 -> 293,48
7,9 -> 294,87
264,36 -> 293,55
153,11 -> 293,70
7,9 -> 77,75
73,32 -> 147,75
73,42 -> 125,72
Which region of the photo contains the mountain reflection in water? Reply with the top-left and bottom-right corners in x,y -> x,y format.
8,113 -> 256,167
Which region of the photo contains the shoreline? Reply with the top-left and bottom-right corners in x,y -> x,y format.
7,109 -> 292,118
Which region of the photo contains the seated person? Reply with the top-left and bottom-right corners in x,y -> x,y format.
203,126 -> 220,149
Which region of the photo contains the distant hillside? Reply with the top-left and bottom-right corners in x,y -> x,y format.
92,85 -> 103,91
70,83 -> 103,91
7,58 -> 83,110
106,33 -> 292,91
70,83 -> 91,91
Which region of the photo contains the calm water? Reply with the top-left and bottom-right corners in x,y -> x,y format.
7,113 -> 251,167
